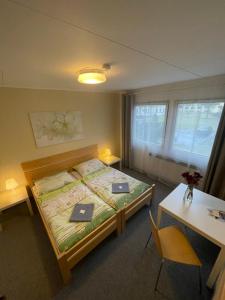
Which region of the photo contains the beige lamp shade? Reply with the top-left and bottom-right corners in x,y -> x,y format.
5,178 -> 18,190
104,148 -> 112,157
78,70 -> 106,84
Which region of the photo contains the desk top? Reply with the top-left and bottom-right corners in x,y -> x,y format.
159,183 -> 225,247
0,186 -> 28,211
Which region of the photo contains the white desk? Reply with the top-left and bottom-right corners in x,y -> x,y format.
157,183 -> 225,288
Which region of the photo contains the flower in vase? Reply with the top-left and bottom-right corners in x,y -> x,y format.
181,171 -> 203,186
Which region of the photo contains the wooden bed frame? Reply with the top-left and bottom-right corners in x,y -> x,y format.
120,185 -> 155,231
21,144 -> 155,283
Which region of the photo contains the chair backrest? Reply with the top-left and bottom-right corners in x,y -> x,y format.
149,210 -> 163,258
213,267 -> 225,300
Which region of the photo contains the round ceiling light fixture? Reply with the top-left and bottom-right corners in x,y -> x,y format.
77,64 -> 111,85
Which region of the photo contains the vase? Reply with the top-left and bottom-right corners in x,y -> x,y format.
183,184 -> 193,203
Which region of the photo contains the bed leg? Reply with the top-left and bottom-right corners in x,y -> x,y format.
116,210 -> 122,235
151,184 -> 156,198
58,257 -> 72,284
145,195 -> 152,207
117,226 -> 121,236
148,184 -> 156,207
120,209 -> 126,233
145,197 -> 151,207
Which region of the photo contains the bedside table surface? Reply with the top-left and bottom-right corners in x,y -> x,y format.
100,155 -> 121,166
0,186 -> 28,211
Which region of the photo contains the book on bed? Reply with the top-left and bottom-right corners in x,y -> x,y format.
112,182 -> 129,193
70,203 -> 94,222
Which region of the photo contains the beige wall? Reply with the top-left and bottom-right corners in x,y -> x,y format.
0,87 -> 120,189
133,74 -> 225,102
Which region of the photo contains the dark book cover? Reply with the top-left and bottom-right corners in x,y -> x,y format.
112,182 -> 129,193
70,203 -> 94,222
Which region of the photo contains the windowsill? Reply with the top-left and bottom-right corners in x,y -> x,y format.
148,152 -> 198,170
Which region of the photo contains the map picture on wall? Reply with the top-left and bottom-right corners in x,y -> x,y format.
29,111 -> 84,147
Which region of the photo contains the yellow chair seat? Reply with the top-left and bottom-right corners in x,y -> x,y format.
158,225 -> 202,266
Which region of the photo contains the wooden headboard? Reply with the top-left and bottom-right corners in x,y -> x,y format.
21,144 -> 98,186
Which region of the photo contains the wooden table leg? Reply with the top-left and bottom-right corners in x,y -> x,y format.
0,212 -> 3,232
207,247 -> 225,288
157,206 -> 162,227
26,198 -> 33,216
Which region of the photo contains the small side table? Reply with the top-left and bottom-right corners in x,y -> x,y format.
0,186 -> 33,231
99,155 -> 122,170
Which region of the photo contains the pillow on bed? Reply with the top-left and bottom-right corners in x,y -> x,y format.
70,170 -> 82,180
73,159 -> 105,177
34,171 -> 75,196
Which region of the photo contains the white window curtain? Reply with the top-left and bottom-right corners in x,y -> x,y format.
132,103 -> 168,156
168,101 -> 224,170
132,99 -> 224,184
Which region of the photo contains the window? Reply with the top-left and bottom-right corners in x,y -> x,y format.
132,103 -> 167,154
132,100 -> 224,170
170,101 -> 224,168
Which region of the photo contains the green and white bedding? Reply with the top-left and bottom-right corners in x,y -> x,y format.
35,180 -> 116,252
82,167 -> 150,210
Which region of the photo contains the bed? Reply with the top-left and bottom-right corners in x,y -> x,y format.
33,180 -> 116,253
21,144 -> 155,283
78,166 -> 154,230
21,145 -> 121,284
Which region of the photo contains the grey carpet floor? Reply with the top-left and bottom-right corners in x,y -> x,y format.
0,168 -> 217,300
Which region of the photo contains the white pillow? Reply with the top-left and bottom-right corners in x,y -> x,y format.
34,171 -> 75,195
73,159 -> 105,177
70,170 -> 82,180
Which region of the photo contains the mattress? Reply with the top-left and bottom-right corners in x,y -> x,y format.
82,167 -> 150,210
34,180 -> 116,252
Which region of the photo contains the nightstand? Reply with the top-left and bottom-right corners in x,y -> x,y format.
0,186 -> 33,231
99,155 -> 122,170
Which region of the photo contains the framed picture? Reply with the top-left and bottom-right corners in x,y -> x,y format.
29,111 -> 84,147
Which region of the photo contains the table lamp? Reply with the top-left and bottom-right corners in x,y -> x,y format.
5,178 -> 18,191
104,148 -> 111,158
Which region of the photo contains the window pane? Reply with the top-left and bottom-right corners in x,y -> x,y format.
133,104 -> 167,146
172,102 -> 224,159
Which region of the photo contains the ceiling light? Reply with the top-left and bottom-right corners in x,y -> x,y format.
78,69 -> 106,84
77,64 -> 111,85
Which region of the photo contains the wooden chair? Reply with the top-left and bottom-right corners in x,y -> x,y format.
145,210 -> 202,293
